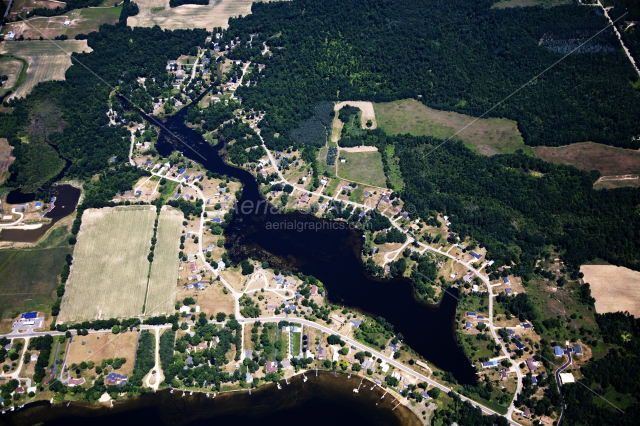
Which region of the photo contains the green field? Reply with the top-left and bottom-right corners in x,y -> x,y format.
374,99 -> 531,157
337,151 -> 387,187
0,246 -> 71,329
384,145 -> 404,190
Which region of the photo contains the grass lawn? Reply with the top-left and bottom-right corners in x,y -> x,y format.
374,99 -> 531,157
0,246 -> 71,332
384,145 -> 404,190
323,178 -> 340,197
337,151 -> 386,187
292,332 -> 301,356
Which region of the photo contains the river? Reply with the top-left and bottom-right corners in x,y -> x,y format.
144,93 -> 476,385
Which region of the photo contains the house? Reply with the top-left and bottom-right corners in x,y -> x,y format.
526,357 -> 537,371
198,342 -> 207,350
503,277 -> 510,284
30,353 -> 38,362
573,344 -> 583,356
281,360 -> 292,369
350,319 -> 362,328
465,321 -> 471,330
554,346 -> 565,357
217,260 -> 225,270
505,288 -> 512,295
281,326 -> 290,332
389,343 -> 398,353
245,372 -> 253,384
477,315 -> 484,319
190,264 -> 196,273
186,356 -> 193,365
311,285 -> 318,295
106,373 -> 128,385
523,323 -> 532,329
472,284 -> 478,292
34,202 -> 42,209
380,362 -> 389,373
514,340 -> 525,350
184,284 -> 194,290
195,282 -> 205,290
179,306 -> 190,314
481,360 -> 498,368
266,361 -> 278,373
469,251 -> 482,260
245,350 -> 252,359
212,218 -> 222,223
500,369 -> 507,380
266,304 -> 276,310
318,347 -> 326,360
531,376 -> 538,385
467,312 -> 477,317
463,273 -> 474,283
187,254 -> 195,262
68,378 -> 85,386
343,185 -> 352,191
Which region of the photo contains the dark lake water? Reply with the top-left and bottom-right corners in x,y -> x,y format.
0,185 -> 81,243
145,93 -> 476,385
2,373 -> 421,426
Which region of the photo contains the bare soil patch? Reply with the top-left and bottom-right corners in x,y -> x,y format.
581,265 -> 640,317
339,146 -> 378,153
533,142 -> 640,177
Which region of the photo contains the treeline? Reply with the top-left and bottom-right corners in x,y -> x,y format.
393,136 -> 640,273
131,330 -> 155,386
225,0 -> 640,151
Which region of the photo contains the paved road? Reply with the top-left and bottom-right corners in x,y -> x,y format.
554,347 -> 572,426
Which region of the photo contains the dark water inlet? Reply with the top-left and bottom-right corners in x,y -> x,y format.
143,92 -> 476,385
0,185 -> 81,243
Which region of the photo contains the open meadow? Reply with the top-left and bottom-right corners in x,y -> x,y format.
335,101 -> 377,129
144,206 -> 182,316
67,331 -> 139,376
0,40 -> 92,99
336,151 -> 387,188
581,265 -> 640,318
533,142 -> 640,178
4,6 -> 122,40
59,206 -> 156,322
374,99 -> 529,156
0,57 -> 26,93
0,246 -> 71,333
128,0 -> 287,30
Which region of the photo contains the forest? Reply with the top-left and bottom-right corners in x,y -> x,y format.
225,0 -> 640,152
390,135 -> 640,273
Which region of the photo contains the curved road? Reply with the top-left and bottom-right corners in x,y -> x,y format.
554,348 -> 572,426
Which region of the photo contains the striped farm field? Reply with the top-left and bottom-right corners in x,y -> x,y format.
59,206 -> 156,322
145,206 -> 182,316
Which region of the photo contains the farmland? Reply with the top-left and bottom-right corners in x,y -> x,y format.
0,246 -> 71,333
144,206 -> 182,316
374,99 -> 530,156
128,0 -> 288,30
581,265 -> 640,318
0,40 -> 92,99
0,57 -> 26,97
4,6 -> 122,41
58,206 -> 157,322
336,151 -> 387,188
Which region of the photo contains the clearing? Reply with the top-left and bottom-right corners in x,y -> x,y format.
0,137 -> 15,184
373,99 -> 529,156
335,101 -> 377,129
59,206 -> 157,322
336,151 -> 386,188
533,142 -> 640,184
0,246 -> 71,333
67,331 -> 139,376
0,40 -> 92,99
128,0 -> 288,30
0,57 -> 26,96
580,265 -> 640,318
144,206 -> 182,316
4,6 -> 122,40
